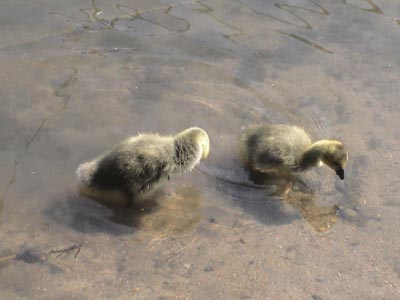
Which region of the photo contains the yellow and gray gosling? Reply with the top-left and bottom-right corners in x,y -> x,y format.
76,127 -> 210,200
242,124 -> 348,180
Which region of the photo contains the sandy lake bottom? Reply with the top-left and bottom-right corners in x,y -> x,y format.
0,0 -> 399,299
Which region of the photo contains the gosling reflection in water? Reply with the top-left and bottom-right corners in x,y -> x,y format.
84,186 -> 202,236
248,169 -> 338,233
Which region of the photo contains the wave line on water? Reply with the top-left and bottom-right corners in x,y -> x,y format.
277,30 -> 333,54
232,0 -> 319,30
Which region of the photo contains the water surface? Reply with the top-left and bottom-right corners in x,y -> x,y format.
1,0 -> 400,299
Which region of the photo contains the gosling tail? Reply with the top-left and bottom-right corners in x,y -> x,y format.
76,161 -> 97,187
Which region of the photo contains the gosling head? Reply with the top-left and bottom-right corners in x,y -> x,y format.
177,127 -> 210,159
199,131 -> 210,159
319,140 -> 348,180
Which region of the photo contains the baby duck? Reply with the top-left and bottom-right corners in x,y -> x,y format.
242,124 -> 348,180
77,127 -> 210,201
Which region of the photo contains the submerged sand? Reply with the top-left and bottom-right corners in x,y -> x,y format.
0,0 -> 399,299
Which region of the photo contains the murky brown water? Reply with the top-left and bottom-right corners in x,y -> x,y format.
1,0 -> 400,299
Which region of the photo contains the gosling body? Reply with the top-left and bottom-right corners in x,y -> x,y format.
242,124 -> 348,179
77,127 -> 210,198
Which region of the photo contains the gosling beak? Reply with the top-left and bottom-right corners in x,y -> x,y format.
335,168 -> 344,180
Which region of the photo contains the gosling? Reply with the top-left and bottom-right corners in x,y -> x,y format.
242,124 -> 348,180
76,127 -> 210,200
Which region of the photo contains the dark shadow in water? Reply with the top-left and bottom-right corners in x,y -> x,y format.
247,168 -> 339,233
79,187 -> 164,229
109,186 -> 203,236
230,186 -> 300,226
208,171 -> 300,227
47,193 -> 134,235
47,185 -> 202,237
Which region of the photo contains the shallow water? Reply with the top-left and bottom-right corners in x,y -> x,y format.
1,0 -> 400,299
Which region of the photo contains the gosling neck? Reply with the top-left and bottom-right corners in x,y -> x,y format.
298,140 -> 330,170
173,135 -> 202,173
